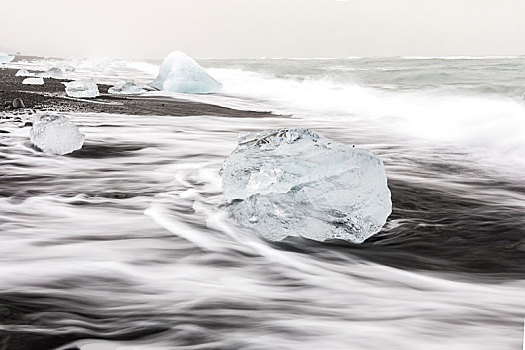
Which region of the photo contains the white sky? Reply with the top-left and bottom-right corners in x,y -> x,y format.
1,0 -> 524,59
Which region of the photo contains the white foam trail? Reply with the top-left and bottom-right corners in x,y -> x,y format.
145,204 -> 224,252
0,113 -> 523,349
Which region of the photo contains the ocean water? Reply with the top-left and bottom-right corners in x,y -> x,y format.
1,57 -> 524,349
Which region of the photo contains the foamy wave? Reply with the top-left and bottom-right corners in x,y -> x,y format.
199,68 -> 525,174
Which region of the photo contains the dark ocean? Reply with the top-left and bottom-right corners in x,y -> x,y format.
1,56 -> 524,349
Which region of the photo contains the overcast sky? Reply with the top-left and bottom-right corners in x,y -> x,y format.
1,0 -> 524,59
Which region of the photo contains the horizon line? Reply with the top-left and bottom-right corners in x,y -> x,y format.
3,51 -> 524,61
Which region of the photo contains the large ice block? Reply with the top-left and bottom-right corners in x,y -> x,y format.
30,115 -> 85,155
222,128 -> 392,243
64,80 -> 99,98
150,51 -> 222,94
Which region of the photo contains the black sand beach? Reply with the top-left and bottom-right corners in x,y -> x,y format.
0,67 -> 276,119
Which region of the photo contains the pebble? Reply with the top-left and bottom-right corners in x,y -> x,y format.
12,98 -> 25,109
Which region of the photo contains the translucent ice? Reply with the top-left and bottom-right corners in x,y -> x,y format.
64,80 -> 99,98
222,128 -> 392,243
151,51 -> 222,94
22,77 -> 44,85
15,69 -> 33,77
36,67 -> 64,79
0,53 -> 14,63
108,80 -> 143,94
30,115 -> 85,155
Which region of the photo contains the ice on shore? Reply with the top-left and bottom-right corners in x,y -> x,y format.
151,51 -> 222,94
16,69 -> 33,77
22,77 -> 45,85
64,80 -> 99,98
108,80 -> 143,94
0,53 -> 14,63
30,115 -> 85,155
222,128 -> 392,243
36,67 -> 64,79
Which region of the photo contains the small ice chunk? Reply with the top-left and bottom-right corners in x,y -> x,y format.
64,80 -> 99,98
22,77 -> 45,85
0,53 -> 15,63
108,80 -> 143,94
36,67 -> 64,79
15,69 -> 33,77
222,128 -> 392,243
30,114 -> 85,155
151,51 -> 222,94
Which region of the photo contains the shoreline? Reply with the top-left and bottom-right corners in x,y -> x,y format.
0,67 -> 278,119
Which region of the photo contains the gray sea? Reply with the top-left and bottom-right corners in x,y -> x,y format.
1,56 -> 524,349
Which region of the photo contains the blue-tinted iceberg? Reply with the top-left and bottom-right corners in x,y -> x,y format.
151,51 -> 222,94
0,53 -> 14,63
108,80 -> 143,94
222,128 -> 392,243
64,80 -> 99,98
30,115 -> 85,155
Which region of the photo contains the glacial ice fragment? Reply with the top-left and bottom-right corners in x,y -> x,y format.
15,69 -> 33,77
22,77 -> 44,85
36,67 -> 64,79
222,128 -> 392,243
30,114 -> 85,155
64,80 -> 99,98
0,53 -> 14,63
151,51 -> 222,94
108,80 -> 143,94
